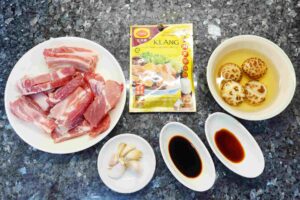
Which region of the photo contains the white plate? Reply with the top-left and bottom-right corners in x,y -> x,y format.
97,134 -> 156,193
160,122 -> 216,192
4,37 -> 126,154
206,35 -> 296,120
205,112 -> 265,178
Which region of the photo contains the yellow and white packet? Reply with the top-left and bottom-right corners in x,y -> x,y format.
129,24 -> 196,112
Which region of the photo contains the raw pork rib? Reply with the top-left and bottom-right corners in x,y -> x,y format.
29,92 -> 50,112
89,114 -> 111,137
47,73 -> 84,105
49,86 -> 93,133
84,74 -> 123,128
84,72 -> 105,96
18,66 -> 76,95
51,120 -> 90,143
43,46 -> 98,72
104,80 -> 124,109
83,95 -> 106,128
10,96 -> 56,134
52,115 -> 111,143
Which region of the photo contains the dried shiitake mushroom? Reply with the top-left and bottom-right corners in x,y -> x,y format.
221,81 -> 245,106
245,80 -> 267,104
219,63 -> 242,82
242,57 -> 267,79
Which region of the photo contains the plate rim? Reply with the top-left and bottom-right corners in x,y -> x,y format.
4,36 -> 126,154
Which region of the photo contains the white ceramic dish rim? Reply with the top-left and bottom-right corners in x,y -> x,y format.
159,121 -> 216,192
205,112 -> 265,178
4,36 -> 126,154
97,133 -> 156,194
206,35 -> 296,121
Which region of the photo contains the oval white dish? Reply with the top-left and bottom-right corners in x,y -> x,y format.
205,112 -> 265,178
160,122 -> 216,192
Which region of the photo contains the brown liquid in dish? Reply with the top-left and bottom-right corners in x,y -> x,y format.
168,135 -> 202,178
215,129 -> 245,163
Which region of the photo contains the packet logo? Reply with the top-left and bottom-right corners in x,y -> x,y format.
134,28 -> 150,39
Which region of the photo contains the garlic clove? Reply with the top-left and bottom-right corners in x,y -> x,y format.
108,153 -> 118,168
124,149 -> 143,161
117,143 -> 127,158
108,162 -> 126,179
127,160 -> 142,175
118,157 -> 126,166
120,144 -> 136,157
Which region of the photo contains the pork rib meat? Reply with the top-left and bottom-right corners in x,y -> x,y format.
89,114 -> 111,137
83,73 -> 123,128
52,114 -> 111,143
47,72 -> 84,105
18,66 -> 76,95
43,46 -> 98,72
84,72 -> 105,96
49,86 -> 93,133
29,92 -> 51,112
10,96 -> 56,134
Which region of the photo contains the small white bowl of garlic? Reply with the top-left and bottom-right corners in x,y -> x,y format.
97,133 -> 156,193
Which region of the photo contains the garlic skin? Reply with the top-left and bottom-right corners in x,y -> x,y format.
124,149 -> 143,162
127,160 -> 142,175
108,162 -> 126,179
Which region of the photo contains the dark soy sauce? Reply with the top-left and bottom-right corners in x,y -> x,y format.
215,129 -> 245,163
168,135 -> 202,178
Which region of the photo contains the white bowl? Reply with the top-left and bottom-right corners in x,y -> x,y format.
98,134 -> 156,193
159,122 -> 216,192
207,35 -> 296,120
205,112 -> 265,178
4,37 -> 126,154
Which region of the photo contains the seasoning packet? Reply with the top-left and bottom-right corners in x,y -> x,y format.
129,24 -> 196,112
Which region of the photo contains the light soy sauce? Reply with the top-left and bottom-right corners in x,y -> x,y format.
215,129 -> 245,163
168,136 -> 202,178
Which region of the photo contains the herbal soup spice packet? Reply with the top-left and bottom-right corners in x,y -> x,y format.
129,24 -> 196,112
